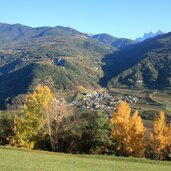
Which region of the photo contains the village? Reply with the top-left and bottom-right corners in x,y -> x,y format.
71,90 -> 139,113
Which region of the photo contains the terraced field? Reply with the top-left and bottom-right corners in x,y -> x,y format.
109,88 -> 171,127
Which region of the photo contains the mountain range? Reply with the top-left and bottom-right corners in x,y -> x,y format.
0,22 -> 170,109
92,33 -> 137,49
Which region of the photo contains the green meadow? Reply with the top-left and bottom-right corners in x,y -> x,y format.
0,146 -> 170,171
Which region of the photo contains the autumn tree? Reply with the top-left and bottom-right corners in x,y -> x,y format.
110,101 -> 146,157
145,111 -> 171,160
77,86 -> 87,93
10,85 -> 53,149
46,98 -> 72,152
128,111 -> 146,156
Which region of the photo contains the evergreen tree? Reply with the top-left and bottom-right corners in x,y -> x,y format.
0,112 -> 13,144
80,110 -> 113,154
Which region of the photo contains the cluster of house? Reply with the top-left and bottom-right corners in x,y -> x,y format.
71,90 -> 139,112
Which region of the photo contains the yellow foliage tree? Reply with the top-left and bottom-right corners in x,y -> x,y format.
77,86 -> 87,93
111,101 -> 146,157
145,111 -> 171,160
10,115 -> 34,149
128,111 -> 146,156
10,85 -> 53,149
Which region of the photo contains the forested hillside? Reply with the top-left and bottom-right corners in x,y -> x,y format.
0,23 -> 171,109
100,32 -> 171,90
0,23 -> 113,108
92,33 -> 136,49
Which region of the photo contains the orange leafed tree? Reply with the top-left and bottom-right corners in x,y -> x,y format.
145,111 -> 171,160
110,101 -> 146,157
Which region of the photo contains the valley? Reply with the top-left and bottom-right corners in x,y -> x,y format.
1,0 -> 171,170
0,22 -> 170,159
0,23 -> 170,118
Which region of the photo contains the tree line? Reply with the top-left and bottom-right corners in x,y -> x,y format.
0,85 -> 171,160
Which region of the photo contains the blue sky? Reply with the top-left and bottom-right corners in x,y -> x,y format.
0,0 -> 171,39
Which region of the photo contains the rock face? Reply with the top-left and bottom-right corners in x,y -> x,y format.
135,30 -> 165,42
53,58 -> 65,67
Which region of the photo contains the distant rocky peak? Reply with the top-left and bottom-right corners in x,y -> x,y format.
156,30 -> 164,35
135,30 -> 165,42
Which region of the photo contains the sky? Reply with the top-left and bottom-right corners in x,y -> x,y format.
0,0 -> 171,39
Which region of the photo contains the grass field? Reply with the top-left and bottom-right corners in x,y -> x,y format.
109,88 -> 164,112
0,146 -> 171,171
149,92 -> 171,113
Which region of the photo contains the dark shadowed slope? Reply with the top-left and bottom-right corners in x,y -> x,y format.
100,32 -> 171,90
